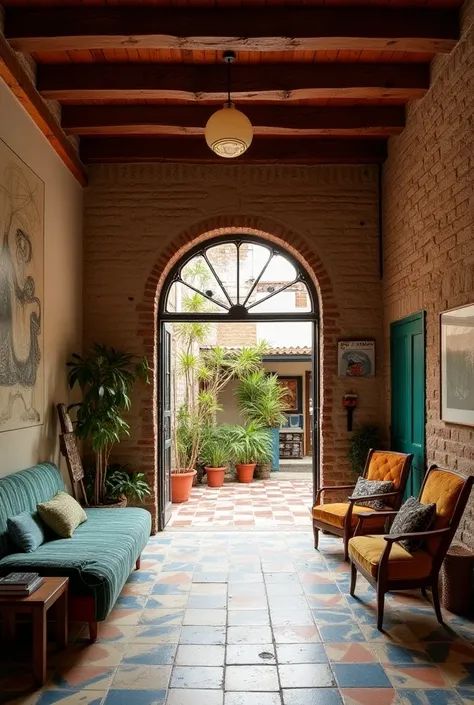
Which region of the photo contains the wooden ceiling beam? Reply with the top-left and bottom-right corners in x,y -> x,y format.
62,104 -> 405,137
38,63 -> 429,102
80,136 -> 387,164
5,7 -> 458,53
0,31 -> 87,186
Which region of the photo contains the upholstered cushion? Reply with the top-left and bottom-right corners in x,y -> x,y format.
420,470 -> 464,555
367,452 -> 407,491
7,512 -> 46,553
349,534 -> 433,580
0,463 -> 65,558
0,507 -> 151,622
312,503 -> 387,530
38,492 -> 87,538
352,477 -> 394,510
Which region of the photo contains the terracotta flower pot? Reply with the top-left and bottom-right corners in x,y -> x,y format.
236,463 -> 256,484
205,466 -> 227,488
171,470 -> 197,503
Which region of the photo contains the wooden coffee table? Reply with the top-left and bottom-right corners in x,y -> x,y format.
0,576 -> 69,685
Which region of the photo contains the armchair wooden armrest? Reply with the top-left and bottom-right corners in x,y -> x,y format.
353,510 -> 399,536
383,527 -> 451,543
347,491 -> 400,504
314,484 -> 356,505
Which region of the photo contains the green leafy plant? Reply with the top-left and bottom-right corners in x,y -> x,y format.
236,370 -> 287,428
348,425 -> 381,475
106,464 -> 151,503
200,424 -> 233,468
67,343 -> 149,505
228,422 -> 273,465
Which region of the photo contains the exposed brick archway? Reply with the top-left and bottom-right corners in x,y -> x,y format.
138,214 -> 341,532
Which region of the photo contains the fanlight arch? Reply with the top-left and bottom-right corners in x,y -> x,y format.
160,235 -> 319,321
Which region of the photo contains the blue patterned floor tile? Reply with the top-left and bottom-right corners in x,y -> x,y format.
36,693 -> 104,705
318,625 -> 365,643
333,663 -> 391,688
104,687 -> 166,703
126,572 -> 156,584
396,690 -> 463,704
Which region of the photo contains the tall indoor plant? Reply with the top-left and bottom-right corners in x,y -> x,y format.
236,370 -> 287,472
67,343 -> 149,506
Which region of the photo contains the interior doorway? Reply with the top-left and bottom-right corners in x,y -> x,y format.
157,235 -> 320,531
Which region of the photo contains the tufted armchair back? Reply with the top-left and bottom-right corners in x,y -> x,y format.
364,450 -> 412,508
419,466 -> 468,556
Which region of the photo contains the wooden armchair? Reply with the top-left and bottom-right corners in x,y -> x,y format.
312,449 -> 413,560
348,464 -> 473,630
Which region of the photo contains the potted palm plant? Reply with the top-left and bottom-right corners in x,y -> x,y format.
67,343 -> 149,507
172,390 -> 220,502
236,370 -> 287,473
229,422 -> 273,483
200,424 -> 233,488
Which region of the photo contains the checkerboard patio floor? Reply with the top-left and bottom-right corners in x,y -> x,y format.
169,478 -> 313,530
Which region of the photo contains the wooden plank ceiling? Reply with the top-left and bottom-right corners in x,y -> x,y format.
0,0 -> 463,175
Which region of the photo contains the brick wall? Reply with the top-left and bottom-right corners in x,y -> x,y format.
83,164 -> 383,529
382,1 -> 474,547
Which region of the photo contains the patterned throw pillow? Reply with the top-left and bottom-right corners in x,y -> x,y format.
352,476 -> 394,510
37,491 -> 87,538
390,496 -> 436,552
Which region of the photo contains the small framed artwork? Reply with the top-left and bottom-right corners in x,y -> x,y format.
278,376 -> 303,414
441,303 -> 474,426
338,340 -> 375,377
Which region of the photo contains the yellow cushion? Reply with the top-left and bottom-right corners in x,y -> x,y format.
38,491 -> 87,538
349,534 -> 432,580
367,451 -> 406,491
312,503 -> 387,530
420,469 -> 464,554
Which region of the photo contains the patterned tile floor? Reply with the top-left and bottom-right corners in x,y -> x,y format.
2,532 -> 474,704
169,478 -> 313,530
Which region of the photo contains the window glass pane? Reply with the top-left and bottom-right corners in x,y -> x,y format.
239,242 -> 272,305
248,283 -> 311,313
180,255 -> 229,308
205,243 -> 238,304
166,281 -> 227,313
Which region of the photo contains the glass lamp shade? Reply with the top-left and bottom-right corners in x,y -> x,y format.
205,103 -> 253,158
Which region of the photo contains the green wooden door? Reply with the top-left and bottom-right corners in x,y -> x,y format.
390,312 -> 426,498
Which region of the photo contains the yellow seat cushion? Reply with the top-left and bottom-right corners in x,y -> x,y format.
367,451 -> 406,490
312,503 -> 388,530
349,535 -> 433,580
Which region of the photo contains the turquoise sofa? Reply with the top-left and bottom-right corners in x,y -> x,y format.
0,463 -> 151,641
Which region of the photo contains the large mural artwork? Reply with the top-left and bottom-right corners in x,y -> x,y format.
0,139 -> 44,432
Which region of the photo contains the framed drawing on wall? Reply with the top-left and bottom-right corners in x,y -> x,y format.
278,376 -> 303,414
0,139 -> 44,432
441,303 -> 474,426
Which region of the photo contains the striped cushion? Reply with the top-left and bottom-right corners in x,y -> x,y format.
0,464 -> 65,558
0,507 -> 151,621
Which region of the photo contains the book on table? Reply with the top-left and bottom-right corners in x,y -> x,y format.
0,573 -> 44,595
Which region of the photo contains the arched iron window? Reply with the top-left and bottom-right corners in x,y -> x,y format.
160,236 -> 319,322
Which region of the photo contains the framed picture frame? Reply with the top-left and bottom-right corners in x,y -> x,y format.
441,303 -> 474,426
338,340 -> 375,378
277,376 -> 303,414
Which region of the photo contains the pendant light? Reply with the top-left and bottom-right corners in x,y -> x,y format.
205,51 -> 253,159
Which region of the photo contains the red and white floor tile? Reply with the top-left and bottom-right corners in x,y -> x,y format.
169,478 -> 313,530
